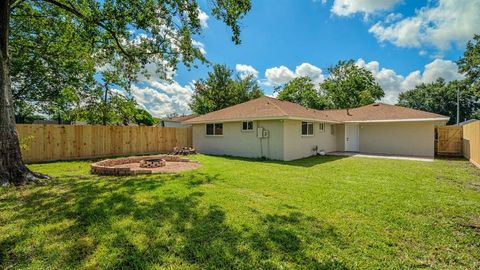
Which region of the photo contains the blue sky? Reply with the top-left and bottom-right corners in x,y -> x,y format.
131,0 -> 479,117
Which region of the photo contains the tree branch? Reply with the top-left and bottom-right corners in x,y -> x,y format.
42,0 -> 132,59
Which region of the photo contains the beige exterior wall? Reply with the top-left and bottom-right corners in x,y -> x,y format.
358,122 -> 436,157
335,124 -> 345,151
192,119 -> 440,160
283,120 -> 337,161
192,120 -> 284,160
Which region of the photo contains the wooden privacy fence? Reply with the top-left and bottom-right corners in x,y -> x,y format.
462,120 -> 480,168
435,126 -> 463,156
17,124 -> 193,163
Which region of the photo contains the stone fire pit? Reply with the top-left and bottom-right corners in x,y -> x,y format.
91,155 -> 200,176
140,159 -> 166,168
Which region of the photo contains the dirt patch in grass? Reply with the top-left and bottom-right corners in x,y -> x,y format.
113,161 -> 201,174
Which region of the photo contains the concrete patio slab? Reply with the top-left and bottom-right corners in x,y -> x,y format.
327,151 -> 434,162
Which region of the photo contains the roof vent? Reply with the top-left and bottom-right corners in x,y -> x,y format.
373,103 -> 380,106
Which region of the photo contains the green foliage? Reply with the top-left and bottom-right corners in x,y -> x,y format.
321,60 -> 384,109
10,2 -> 96,107
14,100 -> 45,124
190,64 -> 264,114
134,108 -> 155,126
1,156 -> 479,268
78,90 -> 156,126
275,61 -> 384,110
42,88 -> 82,123
111,95 -> 138,125
458,34 -> 480,93
9,0 -> 252,122
398,79 -> 480,124
19,135 -> 34,152
277,77 -> 329,109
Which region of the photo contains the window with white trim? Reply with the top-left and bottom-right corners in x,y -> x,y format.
242,121 -> 253,131
206,123 -> 223,136
301,122 -> 313,136
319,123 -> 325,133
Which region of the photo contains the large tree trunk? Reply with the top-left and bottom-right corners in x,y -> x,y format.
0,0 -> 47,186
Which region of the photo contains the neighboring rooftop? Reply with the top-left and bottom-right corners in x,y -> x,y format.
163,114 -> 197,122
185,97 -> 450,124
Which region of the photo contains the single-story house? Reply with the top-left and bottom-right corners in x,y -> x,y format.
184,97 -> 449,160
159,114 -> 196,128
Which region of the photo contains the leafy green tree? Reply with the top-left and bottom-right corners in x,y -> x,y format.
321,60 -> 384,112
135,109 -> 155,126
111,95 -> 137,126
14,100 -> 44,124
42,88 -> 81,124
10,2 -> 96,113
277,77 -> 329,109
398,79 -> 480,124
458,34 -> 480,93
1,0 -> 252,185
190,64 -> 264,114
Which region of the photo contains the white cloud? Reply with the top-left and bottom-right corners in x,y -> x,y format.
198,8 -> 209,28
295,63 -> 325,84
369,0 -> 480,50
131,81 -> 193,117
356,58 -> 464,104
421,59 -> 464,83
192,40 -> 206,55
236,64 -> 259,78
265,66 -> 296,86
265,63 -> 325,86
331,0 -> 402,16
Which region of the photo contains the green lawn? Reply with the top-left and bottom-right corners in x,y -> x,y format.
1,155 -> 480,269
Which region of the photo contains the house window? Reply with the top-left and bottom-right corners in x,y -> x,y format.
206,123 -> 223,136
301,122 -> 313,136
319,123 -> 325,133
331,124 -> 335,135
242,121 -> 253,131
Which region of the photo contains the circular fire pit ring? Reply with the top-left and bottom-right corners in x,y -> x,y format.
91,155 -> 201,176
140,158 -> 166,168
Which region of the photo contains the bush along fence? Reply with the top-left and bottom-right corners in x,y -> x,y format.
16,124 -> 193,163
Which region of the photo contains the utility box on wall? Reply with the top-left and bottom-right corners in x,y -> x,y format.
257,128 -> 264,138
257,128 -> 269,138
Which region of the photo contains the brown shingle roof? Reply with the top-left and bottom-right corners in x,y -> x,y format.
322,103 -> 449,122
184,97 -> 449,124
185,96 -> 338,123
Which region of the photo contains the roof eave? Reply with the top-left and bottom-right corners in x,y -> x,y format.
184,116 -> 341,124
343,117 -> 450,123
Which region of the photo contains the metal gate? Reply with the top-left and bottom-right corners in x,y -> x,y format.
435,126 -> 463,156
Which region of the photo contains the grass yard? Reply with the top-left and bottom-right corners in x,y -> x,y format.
1,155 -> 480,269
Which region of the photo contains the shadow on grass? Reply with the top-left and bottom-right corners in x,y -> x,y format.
204,154 -> 348,168
0,172 -> 349,269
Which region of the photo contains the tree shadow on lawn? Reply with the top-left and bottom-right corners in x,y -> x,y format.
207,154 -> 348,168
0,173 -> 349,269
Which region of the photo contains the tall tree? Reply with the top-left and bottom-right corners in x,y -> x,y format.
190,64 -> 263,114
134,108 -> 155,126
320,60 -> 384,112
458,34 -> 480,93
1,0 -> 251,186
398,78 -> 480,124
276,76 -> 329,109
10,2 -> 96,113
